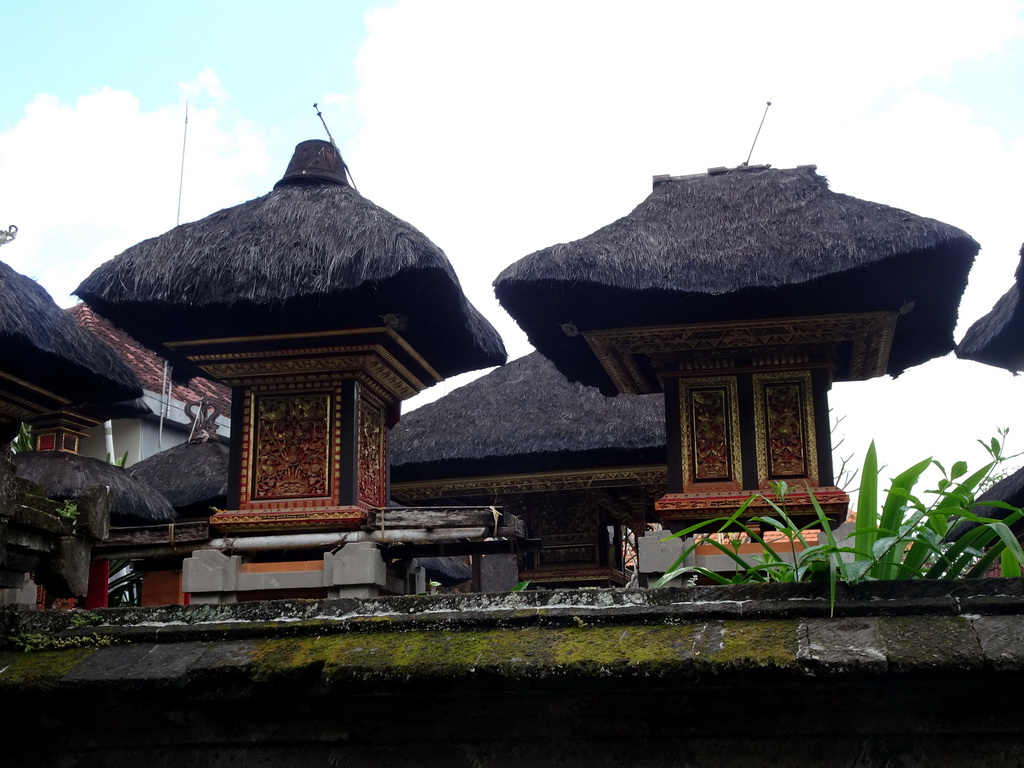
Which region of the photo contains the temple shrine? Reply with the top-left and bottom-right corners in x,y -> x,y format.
495,164 -> 979,530
77,140 -> 510,600
390,352 -> 666,587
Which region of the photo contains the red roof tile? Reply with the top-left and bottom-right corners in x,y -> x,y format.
68,305 -> 231,418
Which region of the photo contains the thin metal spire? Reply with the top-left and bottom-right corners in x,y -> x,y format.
176,101 -> 189,226
743,99 -> 772,167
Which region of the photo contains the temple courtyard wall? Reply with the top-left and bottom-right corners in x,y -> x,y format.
2,579 -> 1023,767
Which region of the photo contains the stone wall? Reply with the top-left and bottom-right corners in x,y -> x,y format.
2,579 -> 1023,767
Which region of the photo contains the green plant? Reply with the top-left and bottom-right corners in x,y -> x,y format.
654,433 -> 1024,613
512,580 -> 531,591
70,611 -> 102,628
9,633 -> 113,652
54,500 -> 79,521
9,422 -> 32,454
105,450 -> 129,467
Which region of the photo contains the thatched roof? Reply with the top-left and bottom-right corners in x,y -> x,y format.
127,439 -> 229,516
495,165 -> 978,391
391,352 -> 665,482
76,140 -> 506,382
956,244 -> 1024,371
13,451 -> 176,525
948,466 -> 1024,541
977,467 -> 1024,512
0,260 -> 142,405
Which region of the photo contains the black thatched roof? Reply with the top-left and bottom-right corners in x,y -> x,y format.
0,260 -> 142,404
495,165 -> 978,391
956,244 -> 1024,371
128,439 -> 229,516
948,465 -> 1024,541
13,452 -> 176,526
977,466 -> 1024,512
76,140 -> 506,382
391,352 -> 665,482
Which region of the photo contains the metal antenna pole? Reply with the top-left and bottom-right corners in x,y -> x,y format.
313,102 -> 356,189
176,101 -> 189,226
743,100 -> 772,167
313,102 -> 336,147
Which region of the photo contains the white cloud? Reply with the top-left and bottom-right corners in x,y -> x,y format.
0,72 -> 270,305
351,1 -> 1024,475
179,66 -> 227,100
320,93 -> 352,107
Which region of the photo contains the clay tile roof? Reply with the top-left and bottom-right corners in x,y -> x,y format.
67,304 -> 231,417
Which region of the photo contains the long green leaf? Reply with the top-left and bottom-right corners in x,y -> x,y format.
855,442 -> 880,556
927,523 -> 997,579
1001,547 -> 1022,578
876,456 -> 932,579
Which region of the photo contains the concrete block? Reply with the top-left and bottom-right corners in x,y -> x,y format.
326,543 -> 386,589
638,530 -> 688,574
0,573 -> 37,606
475,554 -> 519,592
237,569 -> 324,592
387,562 -> 426,595
182,549 -> 240,595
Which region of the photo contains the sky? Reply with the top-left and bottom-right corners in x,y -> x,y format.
2,1 -> 1024,494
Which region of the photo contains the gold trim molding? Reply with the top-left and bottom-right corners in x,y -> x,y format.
585,312 -> 897,394
391,465 -> 667,502
209,506 -> 366,534
655,486 -> 850,523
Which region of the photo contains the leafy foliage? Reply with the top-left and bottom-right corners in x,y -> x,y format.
654,433 -> 1024,613
54,500 -> 79,521
9,422 -> 32,454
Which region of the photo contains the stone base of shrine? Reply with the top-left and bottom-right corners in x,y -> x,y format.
655,486 -> 850,532
182,543 -> 397,603
209,505 -> 367,534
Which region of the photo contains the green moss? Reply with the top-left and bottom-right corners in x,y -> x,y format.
6,633 -> 114,652
0,647 -> 96,691
549,624 -> 707,675
70,611 -> 102,628
245,623 -> 724,683
249,636 -> 330,683
712,620 -> 799,669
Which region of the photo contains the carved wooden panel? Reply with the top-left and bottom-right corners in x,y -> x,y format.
765,382 -> 806,476
753,371 -> 818,484
358,397 -> 387,507
679,377 -> 742,491
252,393 -> 331,500
530,493 -> 599,567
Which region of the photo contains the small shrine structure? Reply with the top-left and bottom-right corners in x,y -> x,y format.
391,352 -> 665,587
0,261 -> 141,445
77,140 -> 509,601
0,259 -> 148,604
495,165 -> 978,529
